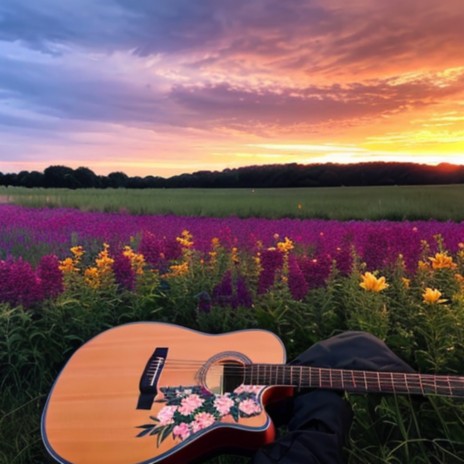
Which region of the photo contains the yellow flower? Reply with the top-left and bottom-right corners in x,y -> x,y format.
402,277 -> 411,288
455,274 -> 464,287
277,237 -> 294,254
418,260 -> 430,271
167,262 -> 189,277
231,247 -> 239,264
360,272 -> 389,292
84,267 -> 100,288
176,230 -> 194,248
422,287 -> 447,304
211,237 -> 220,249
70,245 -> 85,259
59,257 -> 77,273
122,246 -> 145,275
428,252 -> 457,270
95,243 -> 114,273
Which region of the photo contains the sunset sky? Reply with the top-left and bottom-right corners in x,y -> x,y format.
1,0 -> 463,177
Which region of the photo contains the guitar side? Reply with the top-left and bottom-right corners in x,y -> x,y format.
41,322 -> 288,464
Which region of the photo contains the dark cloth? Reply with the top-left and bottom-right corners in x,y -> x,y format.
252,390 -> 352,464
252,331 -> 414,464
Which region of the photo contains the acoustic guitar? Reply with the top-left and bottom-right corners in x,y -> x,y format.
42,322 -> 464,464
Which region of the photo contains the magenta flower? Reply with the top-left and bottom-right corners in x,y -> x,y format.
37,255 -> 63,299
0,257 -> 43,309
112,251 -> 135,290
288,256 -> 308,300
258,249 -> 284,294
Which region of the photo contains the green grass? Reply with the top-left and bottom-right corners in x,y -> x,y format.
1,184 -> 464,220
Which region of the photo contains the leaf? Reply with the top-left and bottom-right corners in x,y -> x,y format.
156,425 -> 172,447
230,406 -> 240,422
159,424 -> 174,444
136,425 -> 156,438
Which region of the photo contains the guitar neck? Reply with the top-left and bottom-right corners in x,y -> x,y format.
243,364 -> 464,397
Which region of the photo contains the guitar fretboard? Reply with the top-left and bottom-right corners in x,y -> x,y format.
242,364 -> 464,397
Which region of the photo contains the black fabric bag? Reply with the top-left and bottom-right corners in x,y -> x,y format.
252,331 -> 414,464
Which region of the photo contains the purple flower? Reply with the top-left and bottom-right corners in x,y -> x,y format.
299,254 -> 332,289
213,271 -> 234,307
212,272 -> 253,309
258,249 -> 284,294
236,275 -> 253,308
196,291 -> 212,313
112,252 -> 135,291
288,256 -> 308,300
0,257 -> 43,309
37,255 -> 63,299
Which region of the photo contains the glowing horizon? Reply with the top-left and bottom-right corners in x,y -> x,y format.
0,0 -> 463,177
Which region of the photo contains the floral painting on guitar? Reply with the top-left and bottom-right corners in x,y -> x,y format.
136,385 -> 264,446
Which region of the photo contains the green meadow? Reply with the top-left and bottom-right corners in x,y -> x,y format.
2,184 -> 464,220
1,184 -> 464,464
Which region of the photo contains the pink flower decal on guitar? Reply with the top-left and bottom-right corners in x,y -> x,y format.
136,385 -> 264,446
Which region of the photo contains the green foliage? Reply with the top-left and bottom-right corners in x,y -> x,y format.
2,238 -> 464,463
3,184 -> 464,220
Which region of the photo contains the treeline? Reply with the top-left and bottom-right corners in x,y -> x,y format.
1,162 -> 463,189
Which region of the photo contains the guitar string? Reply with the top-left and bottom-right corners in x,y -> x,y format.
157,363 -> 464,393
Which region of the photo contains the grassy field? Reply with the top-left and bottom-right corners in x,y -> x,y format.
2,184 -> 464,463
1,184 -> 464,220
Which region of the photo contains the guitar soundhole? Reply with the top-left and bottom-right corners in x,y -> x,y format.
204,359 -> 245,394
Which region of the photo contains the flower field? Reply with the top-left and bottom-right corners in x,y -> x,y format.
1,204 -> 464,463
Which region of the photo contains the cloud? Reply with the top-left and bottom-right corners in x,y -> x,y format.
0,0 -> 463,175
169,70 -> 464,131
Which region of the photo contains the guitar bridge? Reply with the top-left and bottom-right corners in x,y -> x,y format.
136,347 -> 168,410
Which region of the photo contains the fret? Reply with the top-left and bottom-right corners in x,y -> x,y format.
342,370 -> 353,390
320,368 -> 328,388
338,370 -> 345,390
404,373 -> 410,394
390,372 -> 396,393
363,371 -> 368,392
246,364 -> 464,398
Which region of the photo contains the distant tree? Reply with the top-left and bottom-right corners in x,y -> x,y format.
43,165 -> 78,188
18,170 -> 44,188
107,171 -> 129,188
143,175 -> 166,188
3,173 -> 19,186
74,167 -> 99,188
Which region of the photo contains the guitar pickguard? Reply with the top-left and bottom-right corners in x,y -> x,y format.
136,384 -> 265,446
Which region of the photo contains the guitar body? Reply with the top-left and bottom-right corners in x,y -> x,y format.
42,322 -> 289,464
